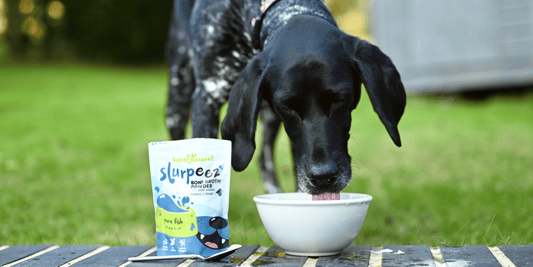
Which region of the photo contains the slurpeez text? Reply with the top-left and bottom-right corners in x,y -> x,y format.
159,162 -> 221,185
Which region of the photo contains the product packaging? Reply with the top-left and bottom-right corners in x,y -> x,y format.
148,139 -> 231,257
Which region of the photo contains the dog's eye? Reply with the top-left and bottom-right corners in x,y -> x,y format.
322,93 -> 351,117
323,91 -> 347,103
334,95 -> 347,103
278,98 -> 303,118
322,94 -> 347,108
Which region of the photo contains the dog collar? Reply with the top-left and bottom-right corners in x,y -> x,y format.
251,0 -> 281,51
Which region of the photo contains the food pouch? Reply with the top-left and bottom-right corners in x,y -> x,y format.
148,139 -> 231,257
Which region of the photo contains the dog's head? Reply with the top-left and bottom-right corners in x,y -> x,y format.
221,17 -> 406,195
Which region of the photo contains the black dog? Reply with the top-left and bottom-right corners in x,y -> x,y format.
165,0 -> 406,196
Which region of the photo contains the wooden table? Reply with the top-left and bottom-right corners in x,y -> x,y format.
1,244 -> 531,266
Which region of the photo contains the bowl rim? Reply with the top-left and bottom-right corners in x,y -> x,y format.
253,192 -> 373,206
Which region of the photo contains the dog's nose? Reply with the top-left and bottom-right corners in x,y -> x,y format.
310,176 -> 337,186
209,216 -> 228,230
308,164 -> 338,186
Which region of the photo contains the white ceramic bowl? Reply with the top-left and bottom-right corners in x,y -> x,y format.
253,193 -> 373,256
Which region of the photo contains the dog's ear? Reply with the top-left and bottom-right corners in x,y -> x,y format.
221,56 -> 266,171
350,37 -> 406,147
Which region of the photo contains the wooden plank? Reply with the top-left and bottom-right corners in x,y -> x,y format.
429,247 -> 447,267
381,245 -> 436,267
303,257 -> 318,267
368,246 -> 383,267
251,246 -> 308,267
127,249 -> 187,267
440,246 -> 501,267
315,245 -> 372,267
72,246 -> 153,267
177,259 -> 196,267
0,245 -> 56,266
188,245 -> 260,267
1,245 -> 526,266
12,245 -> 103,267
497,245 -> 533,266
488,246 -> 516,267
59,246 -> 110,267
239,246 -> 269,267
129,246 -> 261,267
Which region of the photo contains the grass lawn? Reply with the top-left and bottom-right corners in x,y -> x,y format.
1,64 -> 532,247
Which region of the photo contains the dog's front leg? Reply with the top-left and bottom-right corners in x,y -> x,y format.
259,105 -> 282,194
166,57 -> 195,140
189,88 -> 223,138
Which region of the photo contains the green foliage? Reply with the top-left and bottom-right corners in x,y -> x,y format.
1,65 -> 532,246
1,0 -> 171,63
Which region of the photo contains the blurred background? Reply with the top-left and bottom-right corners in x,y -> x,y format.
0,0 -> 369,64
1,0 -> 532,246
3,0 -> 533,93
0,0 -> 172,63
